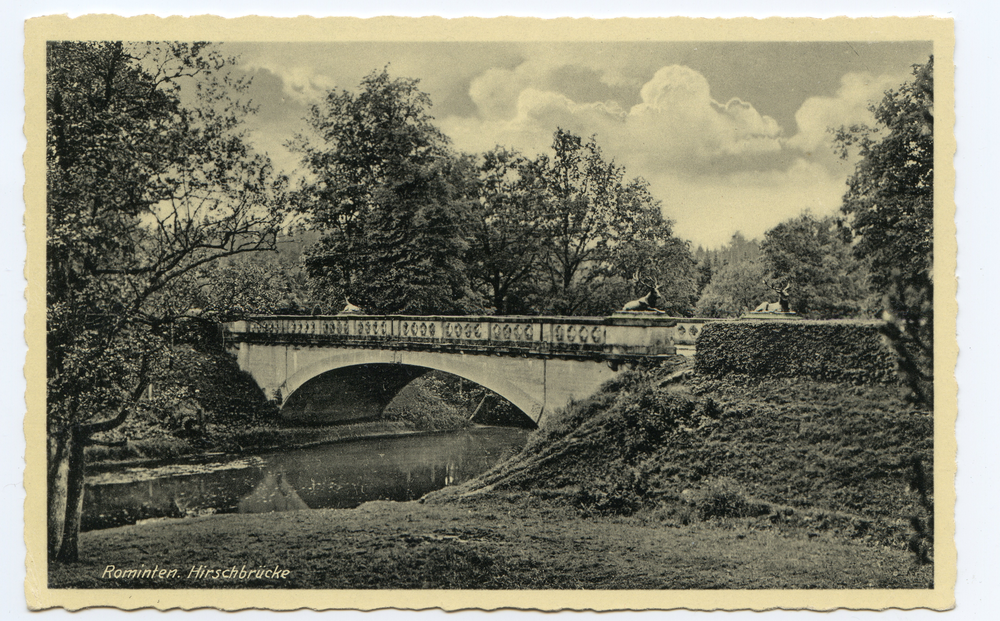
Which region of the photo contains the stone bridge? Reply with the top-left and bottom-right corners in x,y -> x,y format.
224,314 -> 714,427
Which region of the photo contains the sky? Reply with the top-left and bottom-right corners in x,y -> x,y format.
222,41 -> 932,249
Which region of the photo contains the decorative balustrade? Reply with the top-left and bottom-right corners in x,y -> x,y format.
225,314 -> 719,359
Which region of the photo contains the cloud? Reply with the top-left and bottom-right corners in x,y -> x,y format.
241,60 -> 337,105
444,64 -> 784,173
786,71 -> 906,160
440,87 -> 626,157
620,65 -> 783,171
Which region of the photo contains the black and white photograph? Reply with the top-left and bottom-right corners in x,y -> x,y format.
23,15 -> 956,611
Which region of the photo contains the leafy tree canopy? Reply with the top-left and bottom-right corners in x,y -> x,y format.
834,57 -> 933,293
695,259 -> 771,318
291,68 -> 477,315
532,129 -> 696,316
466,147 -> 549,314
761,213 -> 871,318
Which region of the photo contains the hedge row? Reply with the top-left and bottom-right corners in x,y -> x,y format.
694,320 -> 897,384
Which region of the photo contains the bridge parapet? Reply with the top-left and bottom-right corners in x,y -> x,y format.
224,314 -> 699,361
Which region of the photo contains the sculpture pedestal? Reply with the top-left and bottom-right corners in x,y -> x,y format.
741,311 -> 803,320
611,310 -> 667,318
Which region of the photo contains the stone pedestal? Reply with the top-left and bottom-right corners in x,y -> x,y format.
741,311 -> 803,320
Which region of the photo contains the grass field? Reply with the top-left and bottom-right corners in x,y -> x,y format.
50,498 -> 930,589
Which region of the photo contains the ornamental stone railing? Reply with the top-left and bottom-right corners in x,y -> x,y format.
223,314 -> 719,360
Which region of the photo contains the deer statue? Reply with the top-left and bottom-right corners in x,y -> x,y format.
340,298 -> 363,314
622,271 -> 666,313
754,279 -> 792,313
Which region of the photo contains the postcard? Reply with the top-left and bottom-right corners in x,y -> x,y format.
24,14 -> 955,611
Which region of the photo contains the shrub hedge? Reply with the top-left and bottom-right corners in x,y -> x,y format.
694,320 -> 897,384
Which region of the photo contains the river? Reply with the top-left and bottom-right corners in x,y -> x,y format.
81,426 -> 530,532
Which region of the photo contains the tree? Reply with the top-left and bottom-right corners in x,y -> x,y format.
603,220 -> 698,316
693,233 -> 766,317
761,213 -> 871,318
533,129 -> 694,315
695,259 -> 771,318
46,42 -> 286,561
466,147 -> 548,314
834,58 -> 934,404
291,69 -> 477,315
188,259 -> 293,318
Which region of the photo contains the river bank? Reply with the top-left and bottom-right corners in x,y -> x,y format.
85,368 -> 500,470
85,420 -> 428,473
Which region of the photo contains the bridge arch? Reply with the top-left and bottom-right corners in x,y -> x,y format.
279,350 -> 545,423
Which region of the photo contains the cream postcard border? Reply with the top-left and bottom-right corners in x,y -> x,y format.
23,14 -> 957,611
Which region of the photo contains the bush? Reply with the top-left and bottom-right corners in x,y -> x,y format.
695,320 -> 897,384
381,375 -> 471,431
688,478 -> 771,520
572,469 -> 648,516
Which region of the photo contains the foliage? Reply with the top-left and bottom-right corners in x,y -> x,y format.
694,216 -> 871,319
689,478 -> 771,520
694,320 -> 897,384
46,41 -> 285,561
141,343 -> 276,428
693,232 -> 767,317
465,147 -> 549,314
694,259 -> 770,317
380,373 -> 473,431
834,58 -> 935,405
291,100 -> 696,317
532,129 -> 696,316
291,68 -> 478,315
693,232 -> 762,271
760,213 -> 872,318
571,468 -> 647,517
834,58 -> 934,294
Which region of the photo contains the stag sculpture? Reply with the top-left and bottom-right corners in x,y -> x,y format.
754,280 -> 792,313
340,298 -> 363,314
622,272 -> 666,313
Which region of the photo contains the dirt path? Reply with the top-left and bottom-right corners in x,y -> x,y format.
50,498 -> 931,590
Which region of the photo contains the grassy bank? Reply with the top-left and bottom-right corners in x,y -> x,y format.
432,361 -> 932,557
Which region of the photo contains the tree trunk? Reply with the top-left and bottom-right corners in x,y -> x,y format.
57,426 -> 88,562
48,370 -> 150,562
46,428 -> 71,561
47,425 -> 87,562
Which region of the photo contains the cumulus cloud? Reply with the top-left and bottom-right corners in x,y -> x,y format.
441,88 -> 625,157
787,71 -> 906,159
444,64 -> 784,173
620,66 -> 783,170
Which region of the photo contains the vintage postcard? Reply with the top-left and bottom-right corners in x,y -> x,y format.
24,15 -> 956,611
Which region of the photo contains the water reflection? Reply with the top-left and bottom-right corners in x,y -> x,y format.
238,470 -> 309,513
82,427 -> 528,531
